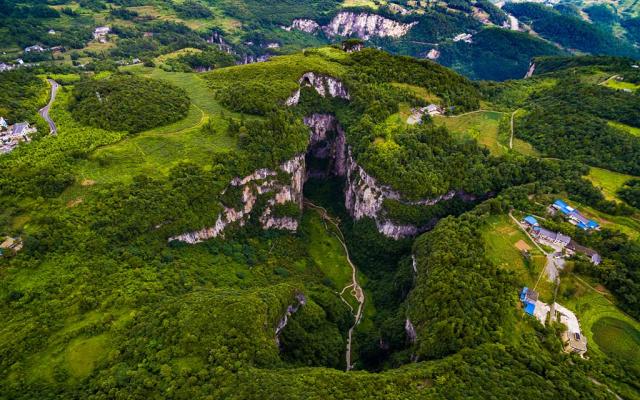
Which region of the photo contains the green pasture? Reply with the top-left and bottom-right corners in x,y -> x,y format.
434,110 -> 508,156
481,214 -> 551,301
586,166 -> 637,202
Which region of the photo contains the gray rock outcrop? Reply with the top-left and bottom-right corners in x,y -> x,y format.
285,72 -> 350,106
282,12 -> 417,41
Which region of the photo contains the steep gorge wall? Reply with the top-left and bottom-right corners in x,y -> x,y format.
169,155 -> 305,243
171,73 -> 468,242
282,12 -> 417,40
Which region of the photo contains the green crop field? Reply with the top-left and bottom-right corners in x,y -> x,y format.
301,211 -> 354,291
481,215 -> 551,301
609,120 -> 640,137
603,76 -> 640,92
586,166 -> 638,202
592,317 -> 640,366
434,111 -> 508,156
559,275 -> 640,368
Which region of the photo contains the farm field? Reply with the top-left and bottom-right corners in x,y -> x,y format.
481,214 -> 552,301
609,120 -> 640,137
602,76 -> 640,92
586,166 -> 637,202
559,275 -> 640,373
434,111 -> 508,156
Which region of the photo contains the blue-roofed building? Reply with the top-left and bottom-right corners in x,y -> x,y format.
520,287 -> 539,315
523,216 -> 539,227
552,199 -> 600,231
524,302 -> 536,315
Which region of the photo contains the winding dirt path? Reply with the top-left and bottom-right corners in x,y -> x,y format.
39,79 -> 59,135
304,200 -> 365,371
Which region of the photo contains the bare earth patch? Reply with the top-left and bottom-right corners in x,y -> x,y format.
81,179 -> 96,186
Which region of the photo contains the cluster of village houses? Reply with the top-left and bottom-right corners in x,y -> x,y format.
0,117 -> 36,154
517,199 -> 604,356
0,27 -> 110,73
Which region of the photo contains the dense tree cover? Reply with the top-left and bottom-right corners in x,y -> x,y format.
622,17 -> 640,43
173,0 -> 212,19
109,21 -> 210,59
0,0 -> 94,49
476,0 -> 508,25
584,4 -> 618,25
503,2 -> 639,58
618,179 -> 640,209
0,69 -> 47,122
230,111 -> 309,170
174,49 -> 237,71
515,78 -> 640,174
69,74 -> 190,133
279,288 -> 352,369
346,49 -> 481,113
356,124 -> 493,199
574,228 -> 640,320
532,55 -> 638,76
218,0 -> 341,26
407,214 -> 514,359
439,28 -> 564,81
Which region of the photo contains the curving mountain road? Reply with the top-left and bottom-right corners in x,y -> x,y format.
38,79 -> 59,135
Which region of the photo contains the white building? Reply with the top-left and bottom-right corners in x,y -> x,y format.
24,45 -> 45,53
94,26 -> 111,42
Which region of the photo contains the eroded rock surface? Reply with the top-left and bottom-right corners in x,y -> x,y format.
282,12 -> 417,41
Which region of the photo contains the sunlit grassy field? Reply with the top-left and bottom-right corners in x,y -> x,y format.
481,214 -> 551,301
559,275 -> 640,370
434,111 -> 508,156
586,166 -> 637,202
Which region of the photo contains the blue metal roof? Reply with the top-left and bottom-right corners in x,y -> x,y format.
524,216 -> 538,226
520,287 -> 528,302
524,302 -> 536,315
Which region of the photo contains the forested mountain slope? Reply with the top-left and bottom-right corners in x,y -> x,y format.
0,0 -> 638,82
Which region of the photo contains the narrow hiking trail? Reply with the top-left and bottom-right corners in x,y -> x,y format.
39,79 -> 59,135
304,200 -> 365,371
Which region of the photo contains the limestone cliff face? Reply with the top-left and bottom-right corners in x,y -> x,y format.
285,72 -> 350,106
275,293 -> 307,346
304,113 -> 461,239
169,155 -> 305,243
282,12 -> 417,41
282,19 -> 321,34
323,12 -> 418,40
343,147 -> 460,239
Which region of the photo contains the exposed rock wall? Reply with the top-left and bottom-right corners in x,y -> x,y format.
282,19 -> 321,34
169,155 -> 305,243
275,293 -> 307,346
282,12 -> 417,41
323,12 -> 418,40
285,72 -> 350,106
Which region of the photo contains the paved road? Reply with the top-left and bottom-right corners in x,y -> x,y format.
38,79 -> 59,135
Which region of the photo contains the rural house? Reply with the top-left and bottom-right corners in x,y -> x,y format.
565,240 -> 601,265
532,226 -> 571,247
555,303 -> 587,355
551,199 -> 599,230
